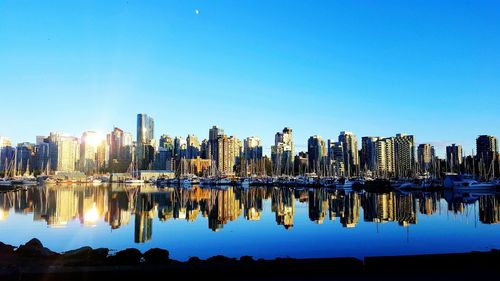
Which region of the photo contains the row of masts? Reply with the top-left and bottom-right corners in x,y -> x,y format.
2,154 -> 38,178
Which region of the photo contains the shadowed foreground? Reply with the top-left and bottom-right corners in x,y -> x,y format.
0,239 -> 499,281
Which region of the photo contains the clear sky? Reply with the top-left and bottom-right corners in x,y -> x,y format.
0,0 -> 499,157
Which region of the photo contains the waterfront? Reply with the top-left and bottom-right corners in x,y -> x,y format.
0,184 -> 498,261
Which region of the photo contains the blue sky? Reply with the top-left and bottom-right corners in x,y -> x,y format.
0,0 -> 499,156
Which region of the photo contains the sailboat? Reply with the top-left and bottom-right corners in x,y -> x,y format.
124,160 -> 144,185
0,158 -> 13,187
21,159 -> 37,186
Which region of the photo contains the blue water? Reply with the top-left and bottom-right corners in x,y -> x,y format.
0,184 -> 498,261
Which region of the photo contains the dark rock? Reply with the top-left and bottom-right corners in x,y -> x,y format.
0,242 -> 16,264
206,255 -> 232,263
16,238 -> 58,258
24,239 -> 43,250
109,248 -> 142,265
188,256 -> 201,263
240,256 -> 254,263
90,248 -> 109,261
0,242 -> 15,256
62,246 -> 93,261
143,248 -> 169,264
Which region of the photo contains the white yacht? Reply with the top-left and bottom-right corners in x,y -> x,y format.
444,175 -> 496,191
241,178 -> 250,188
124,179 -> 145,185
215,177 -> 232,186
0,179 -> 13,187
336,179 -> 354,191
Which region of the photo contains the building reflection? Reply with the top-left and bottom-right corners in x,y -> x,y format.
479,195 -> 500,224
243,187 -> 264,221
0,185 -> 498,244
272,187 -> 295,229
328,191 -> 360,228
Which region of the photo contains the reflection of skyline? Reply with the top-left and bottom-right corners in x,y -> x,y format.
273,188 -> 295,229
0,186 -> 499,243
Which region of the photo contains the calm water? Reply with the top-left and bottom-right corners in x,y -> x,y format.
0,184 -> 499,261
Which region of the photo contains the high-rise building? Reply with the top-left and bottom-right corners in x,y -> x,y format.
215,134 -> 239,175
393,134 -> 415,178
208,126 -> 224,161
155,134 -> 175,170
80,131 -> 99,174
35,140 -> 50,173
338,131 -> 359,177
446,144 -> 462,173
361,137 -> 380,172
0,136 -> 13,173
271,127 -> 294,175
0,136 -> 11,147
374,137 -> 395,178
136,114 -> 154,144
159,134 -> 174,150
16,142 -> 35,175
476,135 -> 498,177
243,136 -> 263,161
186,134 -> 201,159
136,114 -> 155,170
108,128 -> 133,172
327,140 -> 345,177
307,135 -> 327,174
174,136 -> 187,160
418,143 -> 435,172
294,151 -> 309,175
48,132 -> 79,172
200,139 -> 209,159
96,140 -> 109,173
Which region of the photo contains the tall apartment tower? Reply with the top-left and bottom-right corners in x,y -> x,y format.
48,132 -> 80,172
361,136 -> 380,172
272,127 -> 294,175
418,143 -> 434,173
80,131 -> 99,173
375,137 -> 395,178
338,131 -> 359,177
208,126 -> 224,162
476,135 -> 498,177
244,136 -> 263,161
393,134 -> 415,178
216,134 -> 238,175
307,135 -> 327,174
136,114 -> 155,170
446,144 -> 463,173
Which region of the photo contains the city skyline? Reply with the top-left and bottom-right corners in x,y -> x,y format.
0,116 -> 497,159
1,113 -> 499,181
1,0 -> 499,157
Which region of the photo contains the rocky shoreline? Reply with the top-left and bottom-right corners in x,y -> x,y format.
1,239 -> 499,280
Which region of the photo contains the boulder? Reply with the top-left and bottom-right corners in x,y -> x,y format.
240,256 -> 254,263
0,242 -> 15,256
0,242 -> 16,264
23,239 -> 43,250
188,256 -> 201,263
109,248 -> 142,265
143,248 -> 169,264
206,255 -> 233,263
60,246 -> 93,265
90,248 -> 109,261
62,246 -> 93,260
16,239 -> 58,259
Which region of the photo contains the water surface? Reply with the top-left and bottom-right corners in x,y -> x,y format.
0,184 -> 498,260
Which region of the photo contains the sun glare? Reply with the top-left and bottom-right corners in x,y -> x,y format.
84,133 -> 105,148
84,203 -> 99,226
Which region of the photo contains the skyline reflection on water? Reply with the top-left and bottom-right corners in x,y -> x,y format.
0,184 -> 499,260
